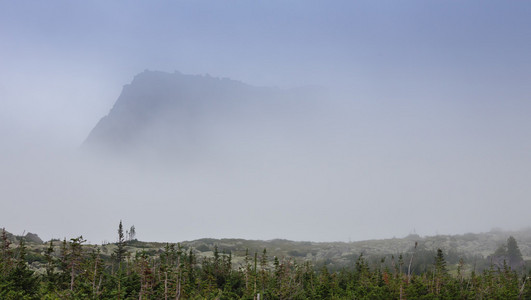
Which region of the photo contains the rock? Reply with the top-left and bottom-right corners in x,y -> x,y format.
24,232 -> 43,244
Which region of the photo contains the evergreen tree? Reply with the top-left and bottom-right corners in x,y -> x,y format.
506,236 -> 523,266
42,240 -> 58,293
3,225 -> 531,299
0,228 -> 13,277
67,236 -> 86,293
113,221 -> 129,300
0,237 -> 39,299
433,249 -> 448,295
114,220 -> 127,267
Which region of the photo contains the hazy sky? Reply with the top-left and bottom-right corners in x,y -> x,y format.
1,1 -> 531,243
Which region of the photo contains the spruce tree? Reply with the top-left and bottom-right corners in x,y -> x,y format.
114,220 -> 127,267
67,236 -> 86,292
506,236 -> 523,266
113,221 -> 128,300
433,249 -> 448,295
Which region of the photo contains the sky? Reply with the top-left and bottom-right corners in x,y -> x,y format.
1,1 -> 531,243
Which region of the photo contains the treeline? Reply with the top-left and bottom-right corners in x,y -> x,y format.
1,226 -> 530,299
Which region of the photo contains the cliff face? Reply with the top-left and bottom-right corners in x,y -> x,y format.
83,71 -> 322,160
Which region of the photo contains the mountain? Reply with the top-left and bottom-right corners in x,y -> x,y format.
83,70 -> 323,160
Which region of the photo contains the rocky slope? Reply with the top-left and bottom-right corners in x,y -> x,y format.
83,70 -> 322,160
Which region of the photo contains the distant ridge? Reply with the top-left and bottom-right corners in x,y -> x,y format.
83,70 -> 321,159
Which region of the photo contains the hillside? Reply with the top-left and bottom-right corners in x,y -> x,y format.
3,227 -> 530,298
5,227 -> 530,273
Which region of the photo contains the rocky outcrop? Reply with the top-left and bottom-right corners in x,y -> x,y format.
83,70 -> 321,159
24,232 -> 43,244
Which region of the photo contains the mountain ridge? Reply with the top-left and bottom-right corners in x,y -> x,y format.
83,70 -> 323,158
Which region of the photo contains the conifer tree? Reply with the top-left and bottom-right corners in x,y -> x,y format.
67,236 -> 86,292
114,220 -> 127,267
42,240 -> 57,292
506,236 -> 523,266
113,221 -> 129,300
0,228 -> 13,278
433,249 -> 448,295
0,237 -> 39,299
259,248 -> 268,297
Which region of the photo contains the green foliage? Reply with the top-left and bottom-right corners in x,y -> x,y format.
507,236 -> 523,264
114,220 -> 127,267
0,235 -> 39,299
1,226 -> 530,299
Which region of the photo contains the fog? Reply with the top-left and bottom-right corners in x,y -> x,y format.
1,1 -> 531,243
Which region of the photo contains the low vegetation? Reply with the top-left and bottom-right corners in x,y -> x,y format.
1,223 -> 531,299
